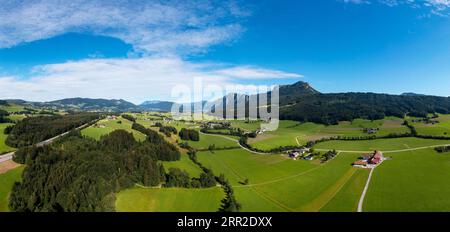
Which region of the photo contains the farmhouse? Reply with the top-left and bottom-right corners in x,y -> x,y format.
288,148 -> 309,160
353,150 -> 384,168
106,115 -> 118,120
363,128 -> 378,134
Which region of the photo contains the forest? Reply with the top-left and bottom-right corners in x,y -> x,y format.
9,129 -> 182,212
5,113 -> 100,147
279,92 -> 450,125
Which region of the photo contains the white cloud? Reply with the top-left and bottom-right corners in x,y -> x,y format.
0,57 -> 302,104
341,0 -> 450,15
214,66 -> 303,79
0,0 -> 248,55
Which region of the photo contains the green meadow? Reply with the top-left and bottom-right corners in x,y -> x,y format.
410,114 -> 450,137
161,154 -> 203,178
364,148 -> 450,212
0,123 -> 15,154
186,133 -> 239,150
248,118 -> 409,151
314,137 -> 450,151
197,148 -> 366,212
0,104 -> 25,113
0,166 -> 24,212
115,186 -> 224,212
81,117 -> 146,141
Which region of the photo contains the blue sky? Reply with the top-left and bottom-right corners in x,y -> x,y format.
1,0 -> 450,103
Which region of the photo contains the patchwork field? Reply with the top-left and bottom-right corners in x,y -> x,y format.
314,137 -> 450,151
0,123 -> 15,154
197,148 -> 366,212
0,104 -> 25,113
364,148 -> 450,212
0,166 -> 24,212
115,186 -> 224,212
81,117 -> 146,141
248,118 -> 409,151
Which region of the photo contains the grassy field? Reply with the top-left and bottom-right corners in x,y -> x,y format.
197,148 -> 366,211
314,137 -> 450,151
186,133 -> 239,150
0,123 -> 15,154
81,117 -> 146,141
320,169 -> 370,212
115,186 -> 224,212
162,154 -> 204,178
0,166 -> 24,212
0,104 -> 25,113
248,118 -> 409,151
409,114 -> 450,137
364,148 -> 450,211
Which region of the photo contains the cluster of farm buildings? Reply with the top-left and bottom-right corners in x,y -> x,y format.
353,151 -> 384,168
288,148 -> 313,160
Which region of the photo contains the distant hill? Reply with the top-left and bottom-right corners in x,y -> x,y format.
140,101 -> 174,112
401,92 -> 426,97
34,98 -> 139,112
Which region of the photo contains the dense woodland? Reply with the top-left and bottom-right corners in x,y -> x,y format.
280,92 -> 450,125
5,113 -> 100,147
179,128 -> 200,141
9,129 -> 182,212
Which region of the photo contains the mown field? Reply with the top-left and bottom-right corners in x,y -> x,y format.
248,118 -> 409,151
197,148 -> 366,212
364,148 -> 450,211
115,186 -> 224,212
81,117 -> 146,141
0,123 -> 15,154
314,137 -> 450,151
0,166 -> 24,212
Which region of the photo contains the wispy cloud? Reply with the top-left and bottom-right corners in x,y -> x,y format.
0,57 -> 302,104
214,66 -> 303,79
0,0 -> 248,55
341,0 -> 450,16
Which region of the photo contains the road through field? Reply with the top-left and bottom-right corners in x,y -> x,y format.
199,131 -> 270,155
0,119 -> 100,164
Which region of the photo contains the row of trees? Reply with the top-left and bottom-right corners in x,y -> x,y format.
121,114 -> 136,122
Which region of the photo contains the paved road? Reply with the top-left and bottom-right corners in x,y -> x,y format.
0,120 -> 99,164
199,131 -> 271,155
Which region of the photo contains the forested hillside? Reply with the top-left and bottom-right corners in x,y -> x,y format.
280,92 -> 450,125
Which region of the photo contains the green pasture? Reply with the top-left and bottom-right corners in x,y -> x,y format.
162,154 -> 204,178
115,186 -> 224,212
0,166 -> 24,212
247,118 -> 409,151
197,148 -> 366,212
81,117 -> 146,141
0,123 -> 15,154
314,137 -> 450,151
364,148 -> 450,212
